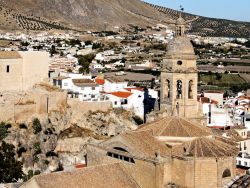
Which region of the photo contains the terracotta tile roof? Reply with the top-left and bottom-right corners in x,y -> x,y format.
172,136 -> 239,158
225,129 -> 245,142
237,96 -> 250,100
0,51 -> 22,59
95,78 -> 105,85
54,76 -> 69,81
231,125 -> 247,130
210,128 -> 224,136
21,163 -> 141,188
215,136 -> 238,146
125,88 -> 144,92
198,97 -> 218,104
72,79 -> 97,87
119,130 -> 171,159
138,116 -> 212,137
204,90 -> 224,94
106,77 -> 126,83
110,91 -> 133,98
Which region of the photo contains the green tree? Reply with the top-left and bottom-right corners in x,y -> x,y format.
33,142 -> 41,155
50,45 -> 57,56
85,40 -> 92,46
32,118 -> 42,134
77,54 -> 95,74
222,62 -> 228,66
0,141 -> 24,183
0,122 -> 8,141
215,73 -> 222,80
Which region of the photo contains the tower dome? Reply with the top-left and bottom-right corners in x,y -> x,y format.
176,16 -> 185,25
167,37 -> 195,55
166,13 -> 195,56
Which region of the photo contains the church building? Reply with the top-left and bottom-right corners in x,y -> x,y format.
21,15 -> 239,188
160,14 -> 201,120
85,15 -> 238,188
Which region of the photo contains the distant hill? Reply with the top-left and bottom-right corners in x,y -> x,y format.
144,2 -> 250,38
0,0 -> 167,31
0,0 -> 249,38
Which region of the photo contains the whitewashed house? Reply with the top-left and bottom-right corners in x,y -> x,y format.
224,126 -> 250,168
104,78 -> 128,92
107,90 -> 144,119
106,87 -> 158,119
71,79 -> 100,101
91,61 -> 105,70
62,78 -> 100,101
204,90 -> 224,106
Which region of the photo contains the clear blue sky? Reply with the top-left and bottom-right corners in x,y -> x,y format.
143,0 -> 250,22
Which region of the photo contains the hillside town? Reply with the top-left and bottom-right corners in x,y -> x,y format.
0,2 -> 250,188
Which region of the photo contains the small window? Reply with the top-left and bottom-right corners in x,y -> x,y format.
107,152 -> 112,157
92,87 -> 95,90
222,169 -> 231,178
121,99 -> 128,105
177,61 -> 183,65
245,162 -> 248,166
6,65 -> 10,73
114,101 -> 117,105
124,156 -> 129,162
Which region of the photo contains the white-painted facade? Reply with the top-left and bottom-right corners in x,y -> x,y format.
104,79 -> 128,93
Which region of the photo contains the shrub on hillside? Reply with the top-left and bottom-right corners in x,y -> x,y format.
32,118 -> 42,134
0,141 -> 24,183
0,122 -> 10,141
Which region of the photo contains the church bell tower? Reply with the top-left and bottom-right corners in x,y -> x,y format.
160,14 -> 200,119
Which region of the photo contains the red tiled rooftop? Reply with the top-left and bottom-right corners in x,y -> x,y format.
204,90 -> 224,94
110,92 -> 133,98
198,97 -> 218,104
125,87 -> 144,92
95,78 -> 105,85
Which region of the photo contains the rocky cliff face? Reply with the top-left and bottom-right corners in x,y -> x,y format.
2,107 -> 138,174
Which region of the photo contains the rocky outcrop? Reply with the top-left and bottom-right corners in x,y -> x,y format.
1,106 -> 139,175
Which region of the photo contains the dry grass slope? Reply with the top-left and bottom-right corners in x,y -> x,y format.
144,2 -> 250,38
0,0 -> 249,37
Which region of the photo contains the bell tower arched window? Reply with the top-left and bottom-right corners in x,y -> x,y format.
176,80 -> 182,99
188,80 -> 194,99
165,79 -> 170,99
178,26 -> 182,36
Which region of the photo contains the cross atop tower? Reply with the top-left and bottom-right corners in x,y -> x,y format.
179,5 -> 184,13
175,6 -> 185,37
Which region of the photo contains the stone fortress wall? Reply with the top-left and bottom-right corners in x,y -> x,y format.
0,51 -> 49,91
68,99 -> 112,116
0,87 -> 67,123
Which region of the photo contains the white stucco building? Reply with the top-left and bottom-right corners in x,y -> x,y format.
103,78 -> 128,92
61,78 -> 100,101
204,90 -> 224,106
